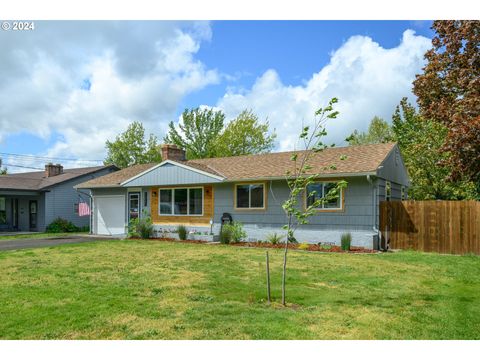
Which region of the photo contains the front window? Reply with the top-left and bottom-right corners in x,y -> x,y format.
306,182 -> 342,210
0,197 -> 6,224
235,183 -> 265,209
159,187 -> 203,216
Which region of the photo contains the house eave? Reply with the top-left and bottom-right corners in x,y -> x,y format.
222,171 -> 378,183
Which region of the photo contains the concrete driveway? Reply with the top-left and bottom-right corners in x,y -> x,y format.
0,236 -> 116,251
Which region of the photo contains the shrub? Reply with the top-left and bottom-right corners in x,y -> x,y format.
219,225 -> 232,244
266,232 -> 284,245
128,218 -> 140,238
298,243 -> 310,250
46,218 -> 80,233
220,222 -> 246,244
341,232 -> 352,251
226,222 -> 247,243
138,217 -> 154,239
177,225 -> 188,240
128,216 -> 154,239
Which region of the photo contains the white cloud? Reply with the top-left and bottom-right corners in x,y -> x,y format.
1,25 -> 431,173
0,21 -> 218,170
217,30 -> 431,151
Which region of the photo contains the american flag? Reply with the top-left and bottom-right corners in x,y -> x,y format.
79,201 -> 91,217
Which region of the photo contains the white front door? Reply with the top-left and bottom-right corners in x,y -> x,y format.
95,195 -> 126,235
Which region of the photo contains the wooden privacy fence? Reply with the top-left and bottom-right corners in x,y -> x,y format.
380,200 -> 480,255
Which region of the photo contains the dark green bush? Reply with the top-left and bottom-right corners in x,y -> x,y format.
177,225 -> 188,240
341,232 -> 352,251
46,218 -> 80,233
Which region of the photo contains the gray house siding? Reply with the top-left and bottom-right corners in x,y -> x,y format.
377,145 -> 409,186
213,177 -> 375,231
123,163 -> 222,187
42,167 -> 116,231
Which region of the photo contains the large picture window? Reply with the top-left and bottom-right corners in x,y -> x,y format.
235,183 -> 265,209
159,187 -> 203,216
306,182 -> 343,211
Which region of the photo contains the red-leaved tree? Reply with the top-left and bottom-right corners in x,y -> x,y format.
413,20 -> 480,187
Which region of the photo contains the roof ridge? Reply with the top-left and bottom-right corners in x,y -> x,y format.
191,142 -> 396,163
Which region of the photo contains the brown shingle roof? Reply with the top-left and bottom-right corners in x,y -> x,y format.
187,142 -> 396,180
76,143 -> 396,188
75,163 -> 157,188
0,165 -> 115,191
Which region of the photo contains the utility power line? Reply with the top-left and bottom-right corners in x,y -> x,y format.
0,152 -> 103,163
2,163 -> 44,170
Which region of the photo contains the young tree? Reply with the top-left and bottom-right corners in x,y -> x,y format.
104,121 -> 162,168
163,107 -> 225,160
392,98 -> 477,200
413,20 -> 480,186
212,110 -> 276,157
346,116 -> 393,145
281,98 -> 347,306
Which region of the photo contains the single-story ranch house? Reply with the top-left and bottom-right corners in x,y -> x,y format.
0,164 -> 117,232
76,143 -> 409,249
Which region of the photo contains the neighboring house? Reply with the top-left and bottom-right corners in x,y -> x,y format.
0,164 -> 117,232
76,143 -> 409,248
77,143 -> 409,247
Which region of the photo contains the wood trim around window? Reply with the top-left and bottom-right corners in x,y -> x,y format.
303,180 -> 346,213
233,181 -> 268,211
158,186 -> 205,217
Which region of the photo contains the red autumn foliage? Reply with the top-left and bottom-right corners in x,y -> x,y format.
413,20 -> 480,184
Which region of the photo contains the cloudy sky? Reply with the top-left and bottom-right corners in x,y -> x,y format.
0,21 -> 433,172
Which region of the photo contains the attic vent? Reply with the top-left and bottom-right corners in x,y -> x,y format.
395,149 -> 400,166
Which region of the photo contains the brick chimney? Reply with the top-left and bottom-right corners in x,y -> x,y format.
45,163 -> 63,177
161,144 -> 186,161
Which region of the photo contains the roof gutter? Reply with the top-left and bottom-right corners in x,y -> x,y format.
223,171 -> 377,183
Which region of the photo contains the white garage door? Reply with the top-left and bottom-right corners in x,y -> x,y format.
95,196 -> 126,235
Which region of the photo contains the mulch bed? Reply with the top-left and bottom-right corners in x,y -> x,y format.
229,242 -> 377,253
132,237 -> 377,253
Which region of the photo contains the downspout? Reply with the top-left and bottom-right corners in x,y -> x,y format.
366,175 -> 382,251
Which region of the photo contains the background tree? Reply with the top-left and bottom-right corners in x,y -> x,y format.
392,98 -> 477,200
346,116 -> 394,145
212,110 -> 276,157
281,98 -> 347,306
104,121 -> 162,168
164,107 -> 225,160
413,20 -> 480,187
0,158 -> 7,174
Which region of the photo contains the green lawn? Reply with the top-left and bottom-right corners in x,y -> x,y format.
0,232 -> 88,241
0,240 -> 479,339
